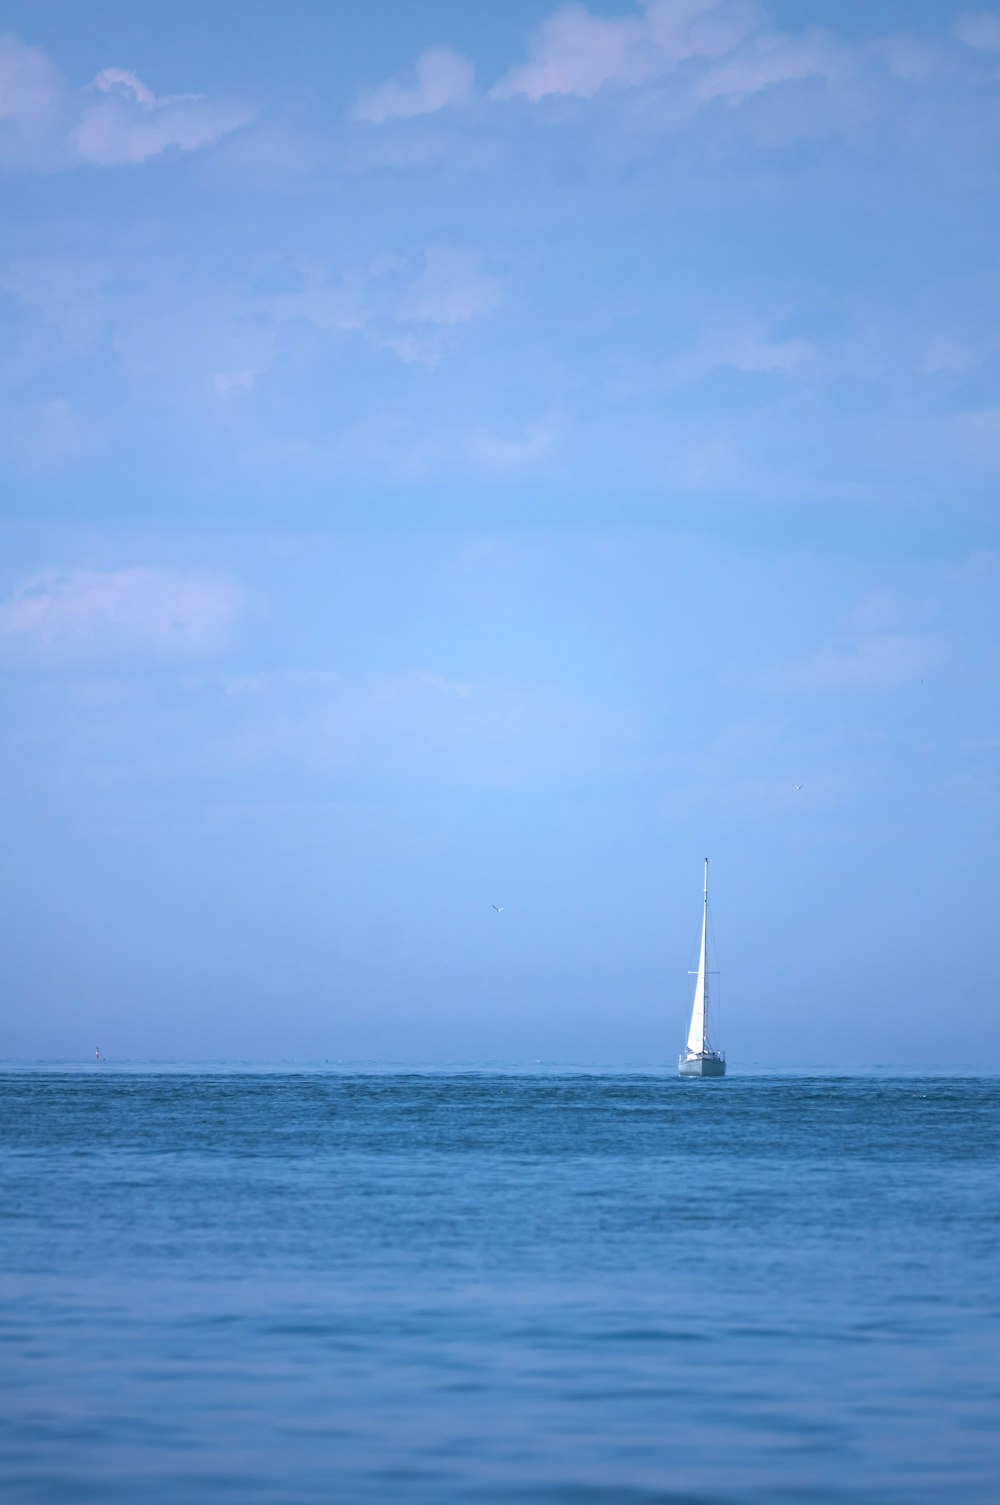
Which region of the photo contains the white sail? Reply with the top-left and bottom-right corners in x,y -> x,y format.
685,859 -> 709,1055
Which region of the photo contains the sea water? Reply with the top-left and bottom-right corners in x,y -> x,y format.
1,1068 -> 997,1504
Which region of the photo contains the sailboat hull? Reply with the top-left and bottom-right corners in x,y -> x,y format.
678,1053 -> 726,1078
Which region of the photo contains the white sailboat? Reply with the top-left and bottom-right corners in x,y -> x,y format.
678,859 -> 726,1078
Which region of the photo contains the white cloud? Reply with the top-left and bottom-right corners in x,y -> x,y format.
74,246 -> 499,408
958,406 -> 1000,459
211,368 -> 259,399
251,250 -> 500,376
90,67 -> 156,108
948,549 -> 1000,584
185,664 -> 613,784
0,34 -> 68,168
0,568 -> 246,661
265,264 -> 368,334
468,423 -> 557,470
353,46 -> 475,124
6,398 -> 94,474
493,0 -> 760,101
490,0 -> 859,118
373,330 -> 445,367
399,248 -> 500,326
672,318 -> 814,380
2,259 -> 107,344
0,32 -> 250,170
875,34 -> 936,82
181,669 -> 343,696
955,11 -> 1000,51
493,4 -> 651,101
766,633 -> 935,693
722,336 -> 810,373
919,339 -> 976,376
695,28 -> 850,101
71,67 -> 251,167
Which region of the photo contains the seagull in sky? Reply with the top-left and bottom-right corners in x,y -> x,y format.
795,784 -> 805,791
492,904 -> 505,913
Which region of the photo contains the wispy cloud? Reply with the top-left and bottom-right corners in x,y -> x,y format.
71,66 -> 251,167
957,405 -> 1000,459
180,669 -> 344,696
210,368 -> 259,399
875,33 -> 937,82
0,33 -> 251,170
399,248 -> 500,326
468,422 -> 558,470
357,0 -> 879,132
2,259 -> 107,345
492,0 -> 760,101
765,632 -> 936,693
0,34 -> 66,169
264,264 -> 368,334
0,568 -> 246,661
25,244 -> 505,413
955,11 -> 1000,51
179,664 -> 618,786
205,249 -> 501,392
5,398 -> 95,474
349,1 -> 785,117
664,316 -> 815,382
694,28 -> 850,102
353,46 -> 475,124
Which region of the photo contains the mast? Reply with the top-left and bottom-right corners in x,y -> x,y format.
686,858 -> 709,1055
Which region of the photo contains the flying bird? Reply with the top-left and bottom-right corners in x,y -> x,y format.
492,905 -> 505,913
795,784 -> 805,791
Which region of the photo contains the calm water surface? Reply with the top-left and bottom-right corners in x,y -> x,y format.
1,1070 -> 998,1503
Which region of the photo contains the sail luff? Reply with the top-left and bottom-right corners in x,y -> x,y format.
685,859 -> 709,1054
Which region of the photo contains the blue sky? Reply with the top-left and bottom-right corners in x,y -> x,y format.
1,0 -> 998,1064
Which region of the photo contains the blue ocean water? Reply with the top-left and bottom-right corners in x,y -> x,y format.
1,1069 -> 998,1504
